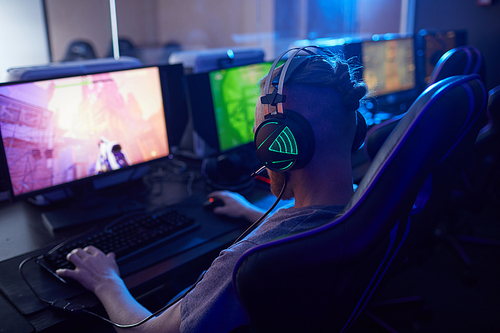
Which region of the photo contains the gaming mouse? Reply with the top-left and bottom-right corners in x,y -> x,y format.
203,197 -> 225,211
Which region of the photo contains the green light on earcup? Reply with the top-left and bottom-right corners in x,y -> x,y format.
268,126 -> 298,155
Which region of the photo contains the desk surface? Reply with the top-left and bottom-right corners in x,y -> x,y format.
0,158 -> 281,332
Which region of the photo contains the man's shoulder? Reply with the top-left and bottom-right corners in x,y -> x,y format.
272,204 -> 345,220
249,204 -> 345,243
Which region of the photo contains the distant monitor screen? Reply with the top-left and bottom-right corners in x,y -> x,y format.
188,61 -> 280,154
362,38 -> 416,96
0,67 -> 169,198
209,64 -> 270,152
422,30 -> 466,84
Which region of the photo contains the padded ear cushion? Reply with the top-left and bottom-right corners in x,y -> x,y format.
254,110 -> 315,173
352,110 -> 367,151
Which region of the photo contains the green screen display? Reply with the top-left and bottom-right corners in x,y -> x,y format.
209,62 -> 276,152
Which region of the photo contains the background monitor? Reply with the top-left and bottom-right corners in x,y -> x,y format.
415,29 -> 468,89
169,47 -> 265,74
360,36 -> 418,114
0,66 -> 170,201
186,61 -> 278,158
158,63 -> 189,150
6,56 -> 143,81
361,36 -> 416,96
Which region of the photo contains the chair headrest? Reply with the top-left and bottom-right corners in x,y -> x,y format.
429,46 -> 485,85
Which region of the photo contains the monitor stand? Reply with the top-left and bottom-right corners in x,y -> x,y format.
41,198 -> 145,232
40,180 -> 147,232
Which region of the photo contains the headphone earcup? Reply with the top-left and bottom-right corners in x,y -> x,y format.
352,110 -> 367,151
254,110 -> 315,173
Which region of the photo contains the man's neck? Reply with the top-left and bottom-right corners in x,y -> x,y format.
290,162 -> 354,209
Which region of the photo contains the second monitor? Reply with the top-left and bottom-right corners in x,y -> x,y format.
360,36 -> 418,115
186,62 -> 277,158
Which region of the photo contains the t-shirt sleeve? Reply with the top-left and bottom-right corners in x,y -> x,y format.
180,240 -> 255,333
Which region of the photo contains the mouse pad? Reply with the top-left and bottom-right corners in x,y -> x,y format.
0,249 -> 87,315
0,294 -> 34,333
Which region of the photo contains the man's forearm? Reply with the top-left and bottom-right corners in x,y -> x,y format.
94,276 -> 152,331
93,276 -> 182,333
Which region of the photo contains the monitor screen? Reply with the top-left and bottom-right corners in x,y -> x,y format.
418,30 -> 467,85
209,65 -> 266,152
187,61 -> 279,155
361,37 -> 416,96
0,66 -> 170,199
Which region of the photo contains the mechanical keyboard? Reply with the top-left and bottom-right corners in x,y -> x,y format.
37,207 -> 200,277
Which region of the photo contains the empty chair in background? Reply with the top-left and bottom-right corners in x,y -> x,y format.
63,40 -> 97,62
107,37 -> 140,59
364,45 -> 487,162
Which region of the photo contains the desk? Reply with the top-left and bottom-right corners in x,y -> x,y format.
0,158 -> 278,332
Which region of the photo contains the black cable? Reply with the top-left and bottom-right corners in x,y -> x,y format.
19,255 -> 52,304
19,173 -> 288,328
19,252 -> 178,327
232,173 -> 288,244
80,269 -> 207,329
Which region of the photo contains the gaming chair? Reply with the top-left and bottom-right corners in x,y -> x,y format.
231,74 -> 487,332
365,45 -> 486,162
429,45 -> 486,87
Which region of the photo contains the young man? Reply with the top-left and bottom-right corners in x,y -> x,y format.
56,50 -> 367,332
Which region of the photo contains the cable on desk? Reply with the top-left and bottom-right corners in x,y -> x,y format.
18,173 -> 287,328
19,255 -> 53,305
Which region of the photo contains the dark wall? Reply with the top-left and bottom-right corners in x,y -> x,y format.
415,0 -> 500,90
358,0 -> 401,36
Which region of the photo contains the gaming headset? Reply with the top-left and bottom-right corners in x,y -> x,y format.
254,46 -> 367,173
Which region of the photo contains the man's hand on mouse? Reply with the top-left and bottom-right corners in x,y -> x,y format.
207,191 -> 266,223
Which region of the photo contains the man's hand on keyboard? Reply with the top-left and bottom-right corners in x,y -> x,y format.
208,191 -> 266,223
56,245 -> 121,294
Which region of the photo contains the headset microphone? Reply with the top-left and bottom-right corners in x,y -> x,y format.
251,166 -> 266,177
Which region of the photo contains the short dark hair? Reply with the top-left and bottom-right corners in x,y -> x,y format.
260,51 -> 367,155
280,53 -> 366,112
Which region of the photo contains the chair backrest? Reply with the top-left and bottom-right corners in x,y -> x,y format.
364,113 -> 404,161
232,75 -> 487,333
462,85 -> 500,196
474,85 -> 500,142
63,40 -> 97,62
428,45 -> 486,86
107,38 -> 139,58
486,85 -> 500,132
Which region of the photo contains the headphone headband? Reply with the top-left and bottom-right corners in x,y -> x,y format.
261,46 -> 323,116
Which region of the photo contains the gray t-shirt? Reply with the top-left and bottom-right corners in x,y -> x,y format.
180,204 -> 344,333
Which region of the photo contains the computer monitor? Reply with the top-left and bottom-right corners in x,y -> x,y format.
415,29 -> 468,88
185,61 -> 279,158
361,36 -> 416,99
169,47 -> 265,74
0,66 -> 170,201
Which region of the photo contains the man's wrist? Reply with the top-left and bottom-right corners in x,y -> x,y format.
243,206 -> 266,222
93,274 -> 124,297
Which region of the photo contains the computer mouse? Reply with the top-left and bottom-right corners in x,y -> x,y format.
203,197 -> 225,211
